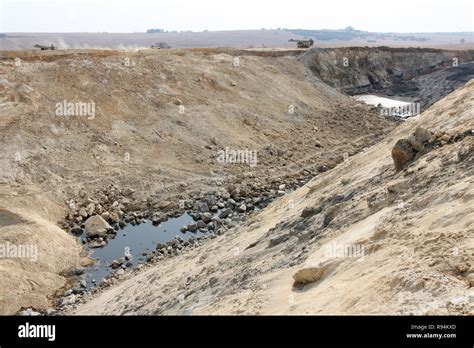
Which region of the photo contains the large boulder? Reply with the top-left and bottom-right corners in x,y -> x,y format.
201,212 -> 213,223
293,259 -> 344,286
194,202 -> 209,213
157,201 -> 177,212
84,215 -> 113,239
392,139 -> 416,171
219,208 -> 232,219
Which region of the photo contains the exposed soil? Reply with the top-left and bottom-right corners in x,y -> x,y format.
67,80 -> 474,316
0,46 -> 472,315
0,47 -> 395,314
303,47 -> 474,110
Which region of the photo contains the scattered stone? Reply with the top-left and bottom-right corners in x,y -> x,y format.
293,266 -> 324,286
46,309 -> 56,316
209,277 -> 219,287
89,240 -> 106,248
187,223 -> 198,232
341,179 -> 350,186
238,204 -> 247,213
201,212 -> 213,223
219,208 -> 232,219
301,206 -> 322,219
78,207 -> 88,218
323,214 -> 333,227
19,308 -> 42,316
85,203 -> 96,216
62,294 -> 76,305
469,292 -> 474,303
317,164 -> 327,173
110,259 -> 122,269
158,201 -> 177,212
467,273 -> 474,287
194,202 -> 209,213
191,212 -> 201,221
408,127 -> 435,152
333,194 -> 345,203
392,139 -> 416,171
69,267 -> 85,276
70,224 -> 82,235
268,234 -> 290,248
84,215 -> 113,239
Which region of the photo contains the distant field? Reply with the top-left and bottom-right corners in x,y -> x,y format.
1,29 -> 473,50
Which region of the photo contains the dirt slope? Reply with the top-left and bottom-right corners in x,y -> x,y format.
69,80 -> 473,315
0,48 -> 395,314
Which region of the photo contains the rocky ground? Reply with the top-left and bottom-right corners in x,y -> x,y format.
0,47 -> 395,314
0,47 -> 472,315
65,80 -> 473,316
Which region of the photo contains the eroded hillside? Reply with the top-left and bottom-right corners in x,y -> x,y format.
0,48 -> 395,314
304,47 -> 474,110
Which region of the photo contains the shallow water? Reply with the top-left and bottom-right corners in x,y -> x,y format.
80,213 -> 205,287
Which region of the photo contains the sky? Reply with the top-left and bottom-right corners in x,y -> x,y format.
1,0 -> 473,33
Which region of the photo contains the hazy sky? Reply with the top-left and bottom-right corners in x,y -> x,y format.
1,0 -> 473,33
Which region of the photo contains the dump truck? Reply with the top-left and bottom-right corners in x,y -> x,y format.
289,38 -> 314,49
34,44 -> 57,51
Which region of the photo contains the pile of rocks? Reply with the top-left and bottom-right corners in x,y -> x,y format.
61,185 -> 138,245
391,127 -> 473,171
61,173 -> 318,249
391,127 -> 437,171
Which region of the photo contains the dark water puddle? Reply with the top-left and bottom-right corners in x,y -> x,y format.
79,213 -> 205,288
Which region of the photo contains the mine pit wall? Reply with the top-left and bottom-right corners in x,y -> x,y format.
303,47 -> 474,95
